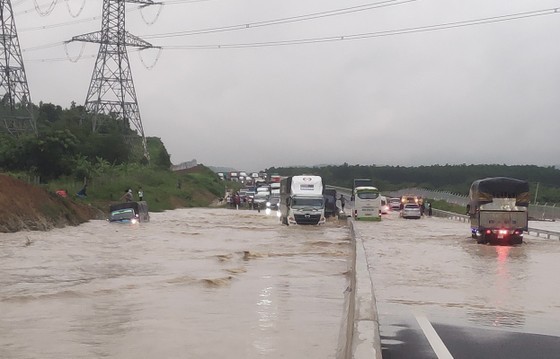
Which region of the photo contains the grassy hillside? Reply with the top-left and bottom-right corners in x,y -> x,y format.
43,164 -> 226,214
0,164 -> 226,232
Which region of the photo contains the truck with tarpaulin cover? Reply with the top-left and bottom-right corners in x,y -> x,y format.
467,177 -> 529,244
279,175 -> 325,225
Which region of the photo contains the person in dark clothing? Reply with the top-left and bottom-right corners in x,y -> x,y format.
339,194 -> 346,211
77,184 -> 87,198
121,189 -> 133,202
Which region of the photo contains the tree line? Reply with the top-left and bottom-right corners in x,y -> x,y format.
0,102 -> 172,182
265,163 -> 560,204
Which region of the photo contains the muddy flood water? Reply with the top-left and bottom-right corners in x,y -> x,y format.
0,208 -> 351,359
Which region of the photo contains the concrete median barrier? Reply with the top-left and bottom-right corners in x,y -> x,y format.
339,220 -> 382,359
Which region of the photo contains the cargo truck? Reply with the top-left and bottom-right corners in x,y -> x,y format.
468,177 -> 530,245
279,175 -> 326,225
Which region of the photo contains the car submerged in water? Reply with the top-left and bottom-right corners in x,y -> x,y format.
108,201 -> 150,224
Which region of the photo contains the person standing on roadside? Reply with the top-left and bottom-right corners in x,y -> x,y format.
234,192 -> 241,210
121,189 -> 133,202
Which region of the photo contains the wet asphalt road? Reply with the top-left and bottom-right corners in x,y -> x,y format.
353,210 -> 560,359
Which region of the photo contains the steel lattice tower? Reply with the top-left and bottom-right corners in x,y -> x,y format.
70,0 -> 156,159
0,0 -> 36,136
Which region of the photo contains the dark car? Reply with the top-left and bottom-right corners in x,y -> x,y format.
252,191 -> 270,210
109,201 -> 150,223
266,195 -> 280,210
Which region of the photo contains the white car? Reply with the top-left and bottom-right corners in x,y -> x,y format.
389,197 -> 401,210
401,203 -> 421,219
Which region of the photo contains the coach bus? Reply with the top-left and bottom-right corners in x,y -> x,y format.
353,186 -> 381,221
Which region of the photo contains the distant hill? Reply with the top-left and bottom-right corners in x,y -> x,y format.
266,163 -> 560,203
207,166 -> 238,173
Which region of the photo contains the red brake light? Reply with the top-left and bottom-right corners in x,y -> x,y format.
485,229 -> 492,234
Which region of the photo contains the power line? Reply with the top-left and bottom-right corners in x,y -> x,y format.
142,0 -> 416,39
22,7 -> 560,60
20,0 -> 415,53
15,0 -> 205,19
19,0 -> 411,34
23,41 -> 65,52
20,15 -> 100,32
161,7 -> 560,50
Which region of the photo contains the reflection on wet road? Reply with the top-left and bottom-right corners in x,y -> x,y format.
0,208 -> 350,359
354,211 -> 560,358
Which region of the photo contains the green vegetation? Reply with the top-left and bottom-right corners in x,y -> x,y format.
266,163 -> 560,204
425,199 -> 466,215
45,164 -> 225,213
4,102 -> 560,215
0,102 -> 224,214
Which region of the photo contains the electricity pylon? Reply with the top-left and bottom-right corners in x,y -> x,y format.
69,0 -> 157,160
0,0 -> 36,136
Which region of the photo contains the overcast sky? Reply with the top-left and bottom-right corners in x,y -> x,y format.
15,0 -> 560,171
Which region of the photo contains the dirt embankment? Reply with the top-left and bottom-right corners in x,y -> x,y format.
0,174 -> 102,233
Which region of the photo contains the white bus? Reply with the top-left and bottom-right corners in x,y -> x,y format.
353,186 -> 381,221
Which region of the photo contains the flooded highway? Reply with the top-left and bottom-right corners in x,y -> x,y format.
0,208 -> 351,359
354,212 -> 560,358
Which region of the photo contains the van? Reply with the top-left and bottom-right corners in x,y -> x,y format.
109,201 -> 150,223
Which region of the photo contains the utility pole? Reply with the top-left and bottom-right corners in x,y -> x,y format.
0,0 -> 36,136
69,0 -> 157,160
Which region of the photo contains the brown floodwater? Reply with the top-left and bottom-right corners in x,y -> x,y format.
0,208 -> 351,359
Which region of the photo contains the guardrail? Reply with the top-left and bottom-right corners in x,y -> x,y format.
431,208 -> 469,222
526,228 -> 560,240
387,188 -> 560,221
327,186 -> 560,240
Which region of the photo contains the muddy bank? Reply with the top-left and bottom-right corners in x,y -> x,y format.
0,174 -> 102,233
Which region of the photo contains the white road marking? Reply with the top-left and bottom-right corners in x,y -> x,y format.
415,313 -> 455,359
